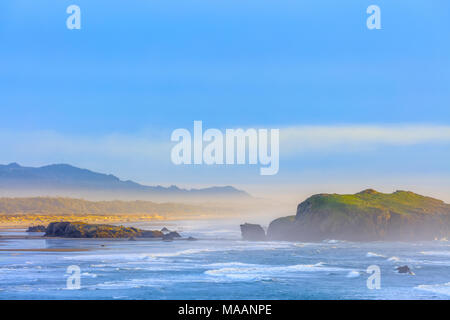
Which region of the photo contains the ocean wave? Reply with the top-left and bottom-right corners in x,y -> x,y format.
387,256 -> 401,262
204,262 -> 347,281
415,282 -> 450,296
63,253 -> 149,262
420,251 -> 450,257
293,243 -> 305,247
144,248 -> 215,259
205,262 -> 260,268
323,239 -> 344,244
81,272 -> 98,278
346,270 -> 361,278
89,279 -> 160,290
366,252 -> 386,258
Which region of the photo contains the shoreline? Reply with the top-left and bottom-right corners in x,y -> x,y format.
0,235 -> 189,241
0,248 -> 91,252
0,213 -> 245,229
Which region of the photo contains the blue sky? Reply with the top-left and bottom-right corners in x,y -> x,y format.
1,1 -> 450,200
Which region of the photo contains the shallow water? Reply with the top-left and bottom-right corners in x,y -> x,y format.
0,220 -> 449,300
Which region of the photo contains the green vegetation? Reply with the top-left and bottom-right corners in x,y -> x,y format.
0,197 -> 206,215
267,189 -> 450,241
303,189 -> 447,217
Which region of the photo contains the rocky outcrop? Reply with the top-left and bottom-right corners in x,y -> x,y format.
240,223 -> 266,241
267,189 -> 450,242
44,222 -> 163,238
396,265 -> 414,275
162,231 -> 182,240
26,225 -> 47,232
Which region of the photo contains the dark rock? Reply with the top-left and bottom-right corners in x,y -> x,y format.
26,225 -> 46,232
396,265 -> 414,275
162,231 -> 182,240
187,236 -> 197,241
240,223 -> 266,241
44,222 -> 163,239
161,227 -> 170,233
139,230 -> 164,238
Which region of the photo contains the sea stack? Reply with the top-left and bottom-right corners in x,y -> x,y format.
240,223 -> 266,241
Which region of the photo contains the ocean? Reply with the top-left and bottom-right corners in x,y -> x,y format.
0,219 -> 449,300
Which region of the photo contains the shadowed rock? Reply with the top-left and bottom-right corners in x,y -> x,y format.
44,222 -> 163,239
26,225 -> 46,232
240,223 -> 266,241
162,231 -> 182,240
396,265 -> 414,275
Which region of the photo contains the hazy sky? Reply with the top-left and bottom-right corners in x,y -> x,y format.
1,1 -> 450,200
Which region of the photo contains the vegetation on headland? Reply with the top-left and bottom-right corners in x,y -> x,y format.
0,213 -> 164,228
0,197 -> 205,215
0,197 -> 238,227
267,189 -> 450,241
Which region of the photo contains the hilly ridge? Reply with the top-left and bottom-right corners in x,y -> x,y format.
0,163 -> 250,200
267,189 -> 450,241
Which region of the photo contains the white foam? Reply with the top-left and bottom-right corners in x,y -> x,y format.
206,262 -> 259,268
204,262 -> 346,281
366,252 -> 386,258
420,251 -> 450,257
387,256 -> 401,262
81,272 -> 98,278
346,270 -> 361,278
415,282 -> 450,296
323,239 -> 342,244
145,248 -> 214,258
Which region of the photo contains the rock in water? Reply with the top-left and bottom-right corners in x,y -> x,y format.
240,223 -> 266,241
44,222 -> 164,238
396,265 -> 414,275
26,225 -> 46,232
162,231 -> 182,240
267,189 -> 450,242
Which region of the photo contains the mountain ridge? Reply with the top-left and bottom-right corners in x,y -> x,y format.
0,163 -> 250,200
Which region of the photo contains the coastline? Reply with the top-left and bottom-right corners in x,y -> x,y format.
0,248 -> 91,252
0,214 -> 166,229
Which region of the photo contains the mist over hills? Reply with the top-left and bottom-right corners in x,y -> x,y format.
0,163 -> 250,201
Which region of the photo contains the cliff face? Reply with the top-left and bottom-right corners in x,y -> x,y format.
267,189 -> 450,241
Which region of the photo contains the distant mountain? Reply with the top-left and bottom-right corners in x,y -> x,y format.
0,163 -> 250,200
267,189 -> 450,241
